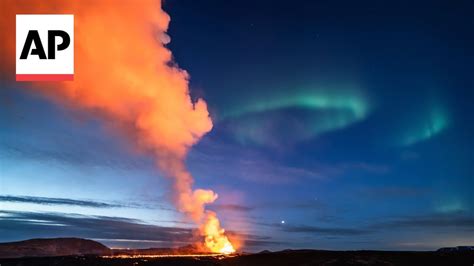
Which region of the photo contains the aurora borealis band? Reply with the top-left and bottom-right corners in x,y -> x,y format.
398,106 -> 450,147
217,87 -> 370,146
221,88 -> 369,120
1,0 -> 473,252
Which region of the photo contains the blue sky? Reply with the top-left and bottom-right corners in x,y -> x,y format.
1,0 -> 473,251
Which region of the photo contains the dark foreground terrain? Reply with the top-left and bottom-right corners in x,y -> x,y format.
0,250 -> 473,266
0,239 -> 472,265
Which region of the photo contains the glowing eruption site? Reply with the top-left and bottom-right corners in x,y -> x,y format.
0,0 -> 235,254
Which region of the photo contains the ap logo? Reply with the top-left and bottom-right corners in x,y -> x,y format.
16,15 -> 74,81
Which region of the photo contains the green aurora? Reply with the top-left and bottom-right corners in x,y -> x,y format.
398,107 -> 450,147
217,87 -> 371,146
217,88 -> 450,147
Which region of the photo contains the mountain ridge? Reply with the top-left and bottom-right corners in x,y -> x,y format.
0,237 -> 111,258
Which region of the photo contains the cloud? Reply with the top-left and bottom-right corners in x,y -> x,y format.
0,195 -> 123,208
233,159 -> 326,184
281,224 -> 370,236
209,204 -> 255,212
371,212 -> 474,231
0,141 -> 150,170
190,155 -> 325,185
358,186 -> 428,199
252,199 -> 327,211
0,195 -> 178,213
0,87 -> 153,171
0,195 -> 168,210
189,125 -> 390,187
256,221 -> 370,236
0,211 -> 281,249
0,211 -> 194,246
340,162 -> 390,175
228,159 -> 389,184
255,211 -> 474,240
189,138 -> 390,186
207,199 -> 327,216
242,239 -> 285,248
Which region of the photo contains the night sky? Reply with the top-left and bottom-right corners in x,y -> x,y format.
1,0 -> 473,251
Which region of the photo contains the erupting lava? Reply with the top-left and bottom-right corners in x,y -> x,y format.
203,211 -> 235,254
0,0 -> 235,254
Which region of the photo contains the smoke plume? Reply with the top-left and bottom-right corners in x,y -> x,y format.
0,0 -> 234,253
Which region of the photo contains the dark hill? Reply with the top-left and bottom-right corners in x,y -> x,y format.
0,238 -> 110,258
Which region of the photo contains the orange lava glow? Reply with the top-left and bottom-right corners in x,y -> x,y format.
102,254 -> 238,259
202,211 -> 236,254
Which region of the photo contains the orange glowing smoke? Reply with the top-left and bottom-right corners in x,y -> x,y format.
0,0 -> 234,254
